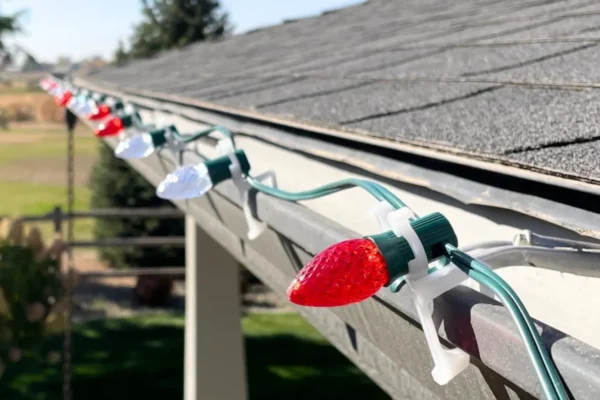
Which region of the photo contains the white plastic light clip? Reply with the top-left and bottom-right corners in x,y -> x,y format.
104,97 -> 117,107
215,137 -> 236,156
369,201 -> 470,385
163,125 -> 187,166
218,138 -> 277,240
124,103 -> 136,115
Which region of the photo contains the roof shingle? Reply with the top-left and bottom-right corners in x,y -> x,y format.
87,0 -> 600,184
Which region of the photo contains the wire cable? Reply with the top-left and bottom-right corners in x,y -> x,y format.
174,125 -> 236,145
247,175 -> 567,399
359,180 -> 566,399
56,80 -> 568,398
247,176 -> 406,209
452,262 -> 560,400
446,244 -> 569,399
117,107 -> 568,398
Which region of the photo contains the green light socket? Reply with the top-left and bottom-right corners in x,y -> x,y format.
119,114 -> 134,128
112,101 -> 125,111
92,93 -> 107,103
369,212 -> 458,284
148,127 -> 169,147
205,150 -> 251,185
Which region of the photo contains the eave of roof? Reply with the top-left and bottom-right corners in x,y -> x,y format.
78,0 -> 600,235
76,77 -> 600,241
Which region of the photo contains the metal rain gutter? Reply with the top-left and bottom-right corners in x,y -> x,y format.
68,81 -> 600,398
97,130 -> 600,400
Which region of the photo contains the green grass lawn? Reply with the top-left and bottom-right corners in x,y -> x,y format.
0,182 -> 90,214
0,313 -> 390,400
0,127 -> 97,166
0,125 -> 98,241
0,181 -> 94,241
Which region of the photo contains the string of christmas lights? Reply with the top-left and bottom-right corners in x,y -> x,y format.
116,125 -> 235,160
40,76 -> 568,399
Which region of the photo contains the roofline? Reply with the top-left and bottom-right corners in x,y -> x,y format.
77,77 -> 600,195
76,77 -> 600,239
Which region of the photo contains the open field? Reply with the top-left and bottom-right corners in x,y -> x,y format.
0,123 -> 99,241
0,92 -> 64,123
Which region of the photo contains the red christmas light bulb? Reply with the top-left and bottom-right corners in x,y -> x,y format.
40,78 -> 54,90
287,238 -> 389,307
56,90 -> 72,107
87,104 -> 111,121
95,116 -> 124,137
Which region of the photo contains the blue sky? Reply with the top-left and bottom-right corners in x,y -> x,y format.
1,0 -> 362,62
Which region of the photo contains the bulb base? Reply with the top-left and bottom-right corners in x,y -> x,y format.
148,124 -> 178,147
369,212 -> 457,284
92,93 -> 107,104
205,150 -> 251,185
119,114 -> 135,128
112,101 -> 125,111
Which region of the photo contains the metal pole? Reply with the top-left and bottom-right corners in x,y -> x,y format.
184,215 -> 248,400
53,206 -> 62,234
63,106 -> 77,400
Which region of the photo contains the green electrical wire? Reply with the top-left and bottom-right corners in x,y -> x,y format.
106,102 -> 562,397
333,181 -> 566,398
246,173 -> 566,399
455,264 -> 559,400
446,245 -> 569,400
172,125 -> 236,145
98,96 -> 565,397
247,176 -> 405,208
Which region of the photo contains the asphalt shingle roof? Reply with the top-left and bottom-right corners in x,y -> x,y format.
87,0 -> 600,183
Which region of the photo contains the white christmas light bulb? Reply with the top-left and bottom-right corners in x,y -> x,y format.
156,164 -> 213,200
66,96 -> 78,109
115,133 -> 156,159
77,98 -> 95,115
49,87 -> 63,96
124,104 -> 136,114
68,95 -> 87,113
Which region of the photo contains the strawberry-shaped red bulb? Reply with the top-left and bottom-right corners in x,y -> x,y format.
287,238 -> 390,307
56,90 -> 72,107
95,116 -> 124,137
87,104 -> 111,121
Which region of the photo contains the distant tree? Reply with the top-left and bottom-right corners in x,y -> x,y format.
89,142 -> 185,270
87,55 -> 105,63
94,0 -> 231,306
112,39 -> 129,65
89,142 -> 185,306
0,6 -> 25,51
128,0 -> 230,60
55,55 -> 71,68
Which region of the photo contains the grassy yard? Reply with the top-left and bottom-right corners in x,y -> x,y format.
0,86 -> 44,96
0,124 -> 98,240
0,313 -> 390,400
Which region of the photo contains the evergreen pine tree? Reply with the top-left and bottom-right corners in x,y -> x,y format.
89,142 -> 184,306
